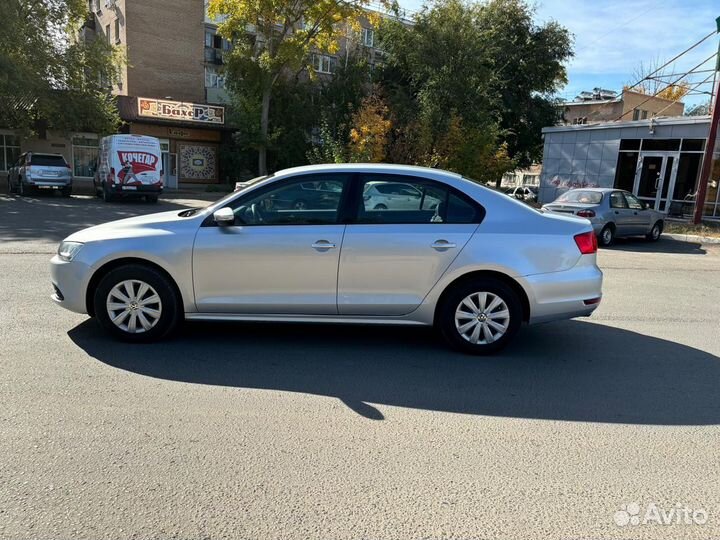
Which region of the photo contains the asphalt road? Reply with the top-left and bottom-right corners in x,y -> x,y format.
1,191 -> 719,540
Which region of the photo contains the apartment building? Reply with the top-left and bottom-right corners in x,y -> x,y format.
560,88 -> 685,126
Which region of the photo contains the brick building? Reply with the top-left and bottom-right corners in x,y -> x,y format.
560,88 -> 685,126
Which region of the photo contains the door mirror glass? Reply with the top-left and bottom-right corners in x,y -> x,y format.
213,207 -> 235,225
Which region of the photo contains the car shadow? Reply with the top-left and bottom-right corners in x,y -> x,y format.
68,319 -> 720,425
0,193 -> 203,244
604,237 -> 706,255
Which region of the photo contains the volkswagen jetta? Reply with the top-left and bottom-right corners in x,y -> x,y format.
51,164 -> 602,354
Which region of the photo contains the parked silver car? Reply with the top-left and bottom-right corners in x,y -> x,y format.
7,152 -> 72,197
542,188 -> 664,246
51,164 -> 603,354
363,180 -> 442,211
505,185 -> 538,202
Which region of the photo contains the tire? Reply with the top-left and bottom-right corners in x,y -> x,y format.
61,187 -> 72,198
598,224 -> 615,247
146,195 -> 158,204
19,180 -> 29,197
374,203 -> 387,210
93,264 -> 180,343
102,184 -> 115,203
6,177 -> 12,195
437,278 -> 522,355
646,221 -> 663,242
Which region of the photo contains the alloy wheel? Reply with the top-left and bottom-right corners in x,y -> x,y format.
454,291 -> 510,345
106,279 -> 163,334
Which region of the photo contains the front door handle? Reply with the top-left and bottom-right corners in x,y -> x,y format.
311,240 -> 336,250
431,240 -> 456,251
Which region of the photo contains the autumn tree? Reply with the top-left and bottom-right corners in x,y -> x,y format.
626,60 -> 691,101
208,0 -> 384,175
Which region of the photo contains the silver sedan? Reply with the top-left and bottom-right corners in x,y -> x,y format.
50,164 -> 603,354
542,188 -> 665,247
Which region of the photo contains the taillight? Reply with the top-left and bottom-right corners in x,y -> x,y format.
576,209 -> 595,218
574,231 -> 597,254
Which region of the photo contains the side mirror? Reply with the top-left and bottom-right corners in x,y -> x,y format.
213,207 -> 235,226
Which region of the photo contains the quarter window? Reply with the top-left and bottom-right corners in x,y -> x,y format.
230,174 -> 350,225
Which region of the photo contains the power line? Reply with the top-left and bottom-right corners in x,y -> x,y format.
652,72 -> 716,117
616,51 -> 719,120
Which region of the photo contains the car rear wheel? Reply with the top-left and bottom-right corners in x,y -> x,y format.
19,180 -> 29,197
599,224 -> 615,247
646,221 -> 663,242
438,279 -> 522,355
102,184 -> 115,203
94,264 -> 180,342
146,195 -> 158,204
374,203 -> 387,210
61,187 -> 72,198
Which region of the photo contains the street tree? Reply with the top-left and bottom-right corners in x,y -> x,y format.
208,0 -> 385,175
0,0 -> 122,135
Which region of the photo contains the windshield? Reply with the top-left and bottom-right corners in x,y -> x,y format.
556,190 -> 603,204
179,175 -> 273,218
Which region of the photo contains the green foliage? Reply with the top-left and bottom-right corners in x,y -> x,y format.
377,0 -> 572,179
209,0 -> 384,173
0,0 -> 122,134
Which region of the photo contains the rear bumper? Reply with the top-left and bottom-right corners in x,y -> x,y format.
26,179 -> 72,188
108,183 -> 163,195
522,256 -> 603,324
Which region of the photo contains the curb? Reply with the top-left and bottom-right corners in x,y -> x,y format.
664,233 -> 720,245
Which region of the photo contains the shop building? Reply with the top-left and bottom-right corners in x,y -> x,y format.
539,116 -> 720,219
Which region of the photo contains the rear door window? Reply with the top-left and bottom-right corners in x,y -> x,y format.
30,155 -> 67,167
356,174 -> 482,224
610,192 -> 628,209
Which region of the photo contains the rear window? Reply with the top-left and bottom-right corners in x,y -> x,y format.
30,154 -> 67,167
556,190 -> 603,204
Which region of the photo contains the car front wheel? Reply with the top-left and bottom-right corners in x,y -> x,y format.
438,279 -> 522,355
646,221 -> 663,242
94,264 -> 180,342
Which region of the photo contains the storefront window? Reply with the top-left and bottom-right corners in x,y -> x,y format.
72,136 -> 98,177
1,134 -> 21,172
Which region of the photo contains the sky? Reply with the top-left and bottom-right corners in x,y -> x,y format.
397,0 -> 718,107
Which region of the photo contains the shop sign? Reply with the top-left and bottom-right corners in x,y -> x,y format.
138,97 -> 225,125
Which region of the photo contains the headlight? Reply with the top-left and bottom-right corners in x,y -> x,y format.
57,241 -> 84,262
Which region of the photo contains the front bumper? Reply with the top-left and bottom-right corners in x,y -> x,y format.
522,255 -> 603,324
50,255 -> 91,314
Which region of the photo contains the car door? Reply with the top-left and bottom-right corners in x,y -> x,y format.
338,174 -> 481,316
192,173 -> 351,314
623,192 -> 652,234
608,191 -> 634,236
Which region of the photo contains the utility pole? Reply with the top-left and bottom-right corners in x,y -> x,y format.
693,16 -> 720,224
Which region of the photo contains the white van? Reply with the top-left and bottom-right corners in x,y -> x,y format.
94,135 -> 163,203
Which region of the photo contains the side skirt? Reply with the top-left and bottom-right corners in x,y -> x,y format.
184,313 -> 428,326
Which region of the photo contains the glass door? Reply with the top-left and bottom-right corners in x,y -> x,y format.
633,152 -> 678,211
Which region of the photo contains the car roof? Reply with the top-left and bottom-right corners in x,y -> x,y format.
564,187 -> 622,193
275,163 -> 463,181
28,152 -> 65,157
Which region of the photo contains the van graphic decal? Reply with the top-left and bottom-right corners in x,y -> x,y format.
117,151 -> 160,185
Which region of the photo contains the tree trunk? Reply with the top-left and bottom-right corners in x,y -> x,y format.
258,84 -> 271,176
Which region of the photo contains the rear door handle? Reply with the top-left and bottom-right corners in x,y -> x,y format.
431,240 -> 456,251
311,240 -> 336,250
